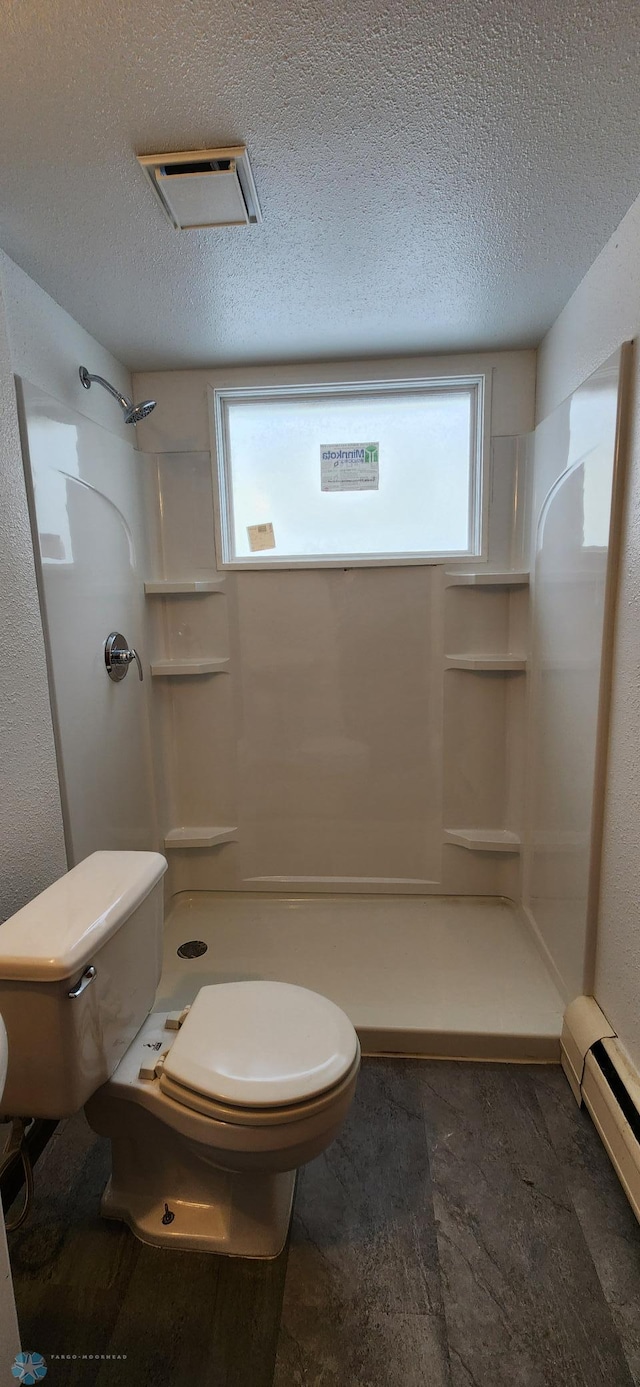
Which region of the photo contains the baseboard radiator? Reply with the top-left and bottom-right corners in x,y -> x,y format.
562,996 -> 640,1223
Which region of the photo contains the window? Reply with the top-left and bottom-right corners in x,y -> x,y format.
212,375 -> 485,566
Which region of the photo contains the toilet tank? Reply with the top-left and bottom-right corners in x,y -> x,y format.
0,851 -> 167,1119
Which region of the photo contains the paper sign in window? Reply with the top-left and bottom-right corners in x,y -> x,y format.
320,442 -> 379,492
247,522 -> 276,552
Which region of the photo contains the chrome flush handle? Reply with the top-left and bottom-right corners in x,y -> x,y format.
68,965 -> 97,999
105,631 -> 144,682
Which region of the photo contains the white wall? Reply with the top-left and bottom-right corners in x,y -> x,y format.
536,190 -> 640,1072
0,251 -> 135,1359
20,379 -> 159,863
0,250 -> 160,870
0,257 -> 67,917
0,251 -> 133,444
522,354 -> 622,1002
0,249 -> 135,906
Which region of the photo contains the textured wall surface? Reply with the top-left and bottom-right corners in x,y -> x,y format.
537,189 -> 640,1072
2,1 -> 640,367
0,252 -> 133,441
0,254 -> 136,1351
536,194 -> 640,419
0,265 -> 67,920
0,249 -> 134,920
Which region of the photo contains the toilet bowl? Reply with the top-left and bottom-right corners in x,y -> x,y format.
87,981 -> 360,1256
0,852 -> 360,1258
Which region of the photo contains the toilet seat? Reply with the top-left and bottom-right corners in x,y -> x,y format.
160,980 -> 359,1112
159,1050 -> 361,1127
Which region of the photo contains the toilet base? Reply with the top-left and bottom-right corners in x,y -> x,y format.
85,1007 -> 358,1260
100,1167 -> 296,1259
88,1090 -> 297,1258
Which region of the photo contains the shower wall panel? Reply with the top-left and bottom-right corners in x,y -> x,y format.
18,379 -> 158,864
521,349 -> 626,1000
135,352 -> 536,896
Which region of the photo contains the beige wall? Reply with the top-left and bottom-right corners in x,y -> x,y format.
536,191 -> 640,1072
135,351 -> 535,898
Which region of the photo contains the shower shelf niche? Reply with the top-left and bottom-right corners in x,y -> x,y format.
164,826 -> 238,849
445,571 -> 529,588
150,658 -> 229,677
443,828 -> 521,853
445,654 -> 527,671
145,579 -> 225,595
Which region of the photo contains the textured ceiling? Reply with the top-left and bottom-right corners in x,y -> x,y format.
1,0 -> 640,369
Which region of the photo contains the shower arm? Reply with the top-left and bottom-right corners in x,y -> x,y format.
79,366 -> 132,413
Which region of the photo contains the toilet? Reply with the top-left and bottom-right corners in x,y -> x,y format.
0,850 -> 360,1258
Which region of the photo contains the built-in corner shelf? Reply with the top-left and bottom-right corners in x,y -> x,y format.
164,826 -> 237,849
445,571 -> 529,588
145,579 -> 225,595
445,654 -> 527,672
150,658 -> 229,677
444,828 -> 521,853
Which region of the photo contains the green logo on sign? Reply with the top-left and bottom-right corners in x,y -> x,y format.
364,443 -> 378,464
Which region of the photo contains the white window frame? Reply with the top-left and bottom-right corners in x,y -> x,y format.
210,371 -> 488,569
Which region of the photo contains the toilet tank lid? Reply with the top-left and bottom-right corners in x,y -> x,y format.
0,851 -> 167,982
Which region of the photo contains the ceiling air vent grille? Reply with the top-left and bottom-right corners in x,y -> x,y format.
137,146 -> 262,230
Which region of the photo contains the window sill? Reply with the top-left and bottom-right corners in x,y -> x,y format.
217,554 -> 482,571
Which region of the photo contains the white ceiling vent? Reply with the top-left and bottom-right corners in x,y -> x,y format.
137,146 -> 262,230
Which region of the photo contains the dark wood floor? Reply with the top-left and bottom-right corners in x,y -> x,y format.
7,1060 -> 640,1386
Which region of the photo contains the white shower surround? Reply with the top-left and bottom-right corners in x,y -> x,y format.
537,187 -> 640,1075
11,307 -> 624,1058
134,351 -> 535,903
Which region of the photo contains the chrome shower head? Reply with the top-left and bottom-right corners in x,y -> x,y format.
123,398 -> 157,425
79,366 -> 156,426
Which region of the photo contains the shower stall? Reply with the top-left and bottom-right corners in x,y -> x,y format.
16,344 -> 630,1061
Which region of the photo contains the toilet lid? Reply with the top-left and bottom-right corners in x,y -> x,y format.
162,981 -> 359,1108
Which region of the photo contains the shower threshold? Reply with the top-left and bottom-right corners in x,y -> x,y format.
158,892 -> 564,1062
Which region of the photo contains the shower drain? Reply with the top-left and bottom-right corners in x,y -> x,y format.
176,940 -> 208,960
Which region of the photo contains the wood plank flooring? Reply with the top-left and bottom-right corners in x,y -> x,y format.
6,1114 -> 287,1386
7,1061 -> 640,1386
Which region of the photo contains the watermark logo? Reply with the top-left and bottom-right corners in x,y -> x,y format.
11,1353 -> 47,1384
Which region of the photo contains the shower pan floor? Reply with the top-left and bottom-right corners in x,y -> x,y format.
158,892 -> 564,1062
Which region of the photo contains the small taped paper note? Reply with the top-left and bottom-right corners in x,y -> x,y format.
247,522 -> 276,552
321,442 -> 379,492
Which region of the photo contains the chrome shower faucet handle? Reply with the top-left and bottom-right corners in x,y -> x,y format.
104,631 -> 144,682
